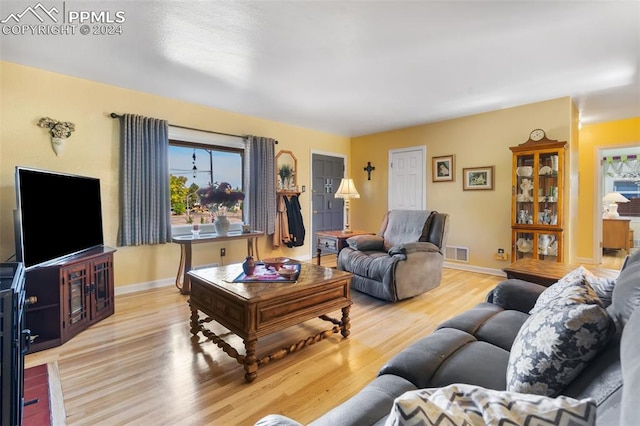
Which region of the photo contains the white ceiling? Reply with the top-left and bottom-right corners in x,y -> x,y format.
1,1 -> 638,137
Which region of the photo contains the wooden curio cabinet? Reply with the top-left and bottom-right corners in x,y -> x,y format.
25,246 -> 115,353
510,134 -> 567,263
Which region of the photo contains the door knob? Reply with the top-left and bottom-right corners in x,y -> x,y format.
313,210 -> 318,214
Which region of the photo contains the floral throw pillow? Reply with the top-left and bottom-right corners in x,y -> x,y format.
507,302 -> 614,397
385,384 -> 596,426
583,268 -> 616,307
530,266 -> 603,315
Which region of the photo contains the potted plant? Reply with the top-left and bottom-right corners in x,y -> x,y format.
278,164 -> 294,189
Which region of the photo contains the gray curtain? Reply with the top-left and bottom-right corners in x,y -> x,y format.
244,136 -> 277,235
117,114 -> 172,246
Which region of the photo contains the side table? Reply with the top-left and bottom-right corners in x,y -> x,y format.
316,230 -> 374,266
171,231 -> 264,294
503,258 -> 619,287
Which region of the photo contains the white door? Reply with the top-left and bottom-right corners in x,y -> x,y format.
389,146 -> 426,210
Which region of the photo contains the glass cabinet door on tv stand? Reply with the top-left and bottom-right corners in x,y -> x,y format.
510,131 -> 567,263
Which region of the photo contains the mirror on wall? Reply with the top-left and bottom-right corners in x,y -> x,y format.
275,150 -> 298,191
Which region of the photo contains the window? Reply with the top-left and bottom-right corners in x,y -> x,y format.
168,127 -> 244,227
614,179 -> 640,216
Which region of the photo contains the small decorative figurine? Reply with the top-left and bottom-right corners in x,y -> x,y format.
242,256 -> 256,276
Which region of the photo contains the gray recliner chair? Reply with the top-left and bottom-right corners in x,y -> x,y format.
337,210 -> 449,302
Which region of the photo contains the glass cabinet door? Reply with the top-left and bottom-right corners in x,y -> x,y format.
91,256 -> 114,321
514,230 -> 535,260
514,149 -> 562,228
515,153 -> 535,225
513,229 -> 562,262
61,264 -> 90,338
536,150 -> 561,226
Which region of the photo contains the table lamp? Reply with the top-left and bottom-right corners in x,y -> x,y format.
603,192 -> 630,218
335,178 -> 360,233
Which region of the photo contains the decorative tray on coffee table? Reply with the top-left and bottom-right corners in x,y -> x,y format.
232,263 -> 301,283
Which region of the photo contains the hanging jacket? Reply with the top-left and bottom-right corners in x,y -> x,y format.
273,195 -> 291,248
284,195 -> 305,247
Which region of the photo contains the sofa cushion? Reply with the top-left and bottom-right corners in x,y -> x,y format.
338,249 -> 398,282
611,250 -> 640,326
490,279 -> 547,313
380,328 -> 510,391
346,234 -> 384,251
507,302 -> 614,397
309,374 -> 416,426
381,210 -> 432,250
437,303 -> 528,351
620,308 -> 640,426
386,384 -> 596,426
530,266 -> 603,315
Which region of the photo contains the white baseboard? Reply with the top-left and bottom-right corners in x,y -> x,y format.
443,262 -> 506,277
115,277 -> 175,296
115,262 -> 222,296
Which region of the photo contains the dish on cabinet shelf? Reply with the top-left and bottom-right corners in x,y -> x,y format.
516,238 -> 533,253
539,166 -> 552,175
516,166 -> 533,177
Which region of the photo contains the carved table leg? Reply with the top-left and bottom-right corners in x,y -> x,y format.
175,244 -> 186,292
243,339 -> 258,383
341,305 -> 351,338
189,303 -> 200,339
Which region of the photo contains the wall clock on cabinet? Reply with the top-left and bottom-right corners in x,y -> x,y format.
529,129 -> 546,142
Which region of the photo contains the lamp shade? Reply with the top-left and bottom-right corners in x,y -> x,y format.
335,178 -> 360,199
603,192 -> 630,203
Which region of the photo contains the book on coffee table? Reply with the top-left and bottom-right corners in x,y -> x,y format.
232,263 -> 300,283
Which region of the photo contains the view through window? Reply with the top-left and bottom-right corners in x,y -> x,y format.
169,142 -> 244,226
614,179 -> 640,217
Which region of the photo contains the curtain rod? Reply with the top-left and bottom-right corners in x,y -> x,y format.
109,112 -> 277,143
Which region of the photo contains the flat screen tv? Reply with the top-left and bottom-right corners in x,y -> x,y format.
15,167 -> 104,269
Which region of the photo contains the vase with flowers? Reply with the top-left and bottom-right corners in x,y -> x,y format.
37,117 -> 76,156
196,182 -> 245,236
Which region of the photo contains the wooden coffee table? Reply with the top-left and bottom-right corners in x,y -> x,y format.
187,261 -> 352,382
503,258 -> 619,287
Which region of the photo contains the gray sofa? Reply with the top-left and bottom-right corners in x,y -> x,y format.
259,251 -> 640,425
337,210 -> 449,302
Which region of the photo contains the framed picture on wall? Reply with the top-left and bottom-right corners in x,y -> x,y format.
463,166 -> 494,190
432,155 -> 455,182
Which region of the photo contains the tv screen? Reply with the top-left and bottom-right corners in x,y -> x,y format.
15,167 -> 104,269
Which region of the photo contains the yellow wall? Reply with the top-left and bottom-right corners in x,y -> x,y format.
577,117 -> 640,261
350,98 -> 574,270
0,61 -> 350,288
3,60 -> 636,288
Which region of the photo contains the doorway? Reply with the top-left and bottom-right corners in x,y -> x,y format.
598,145 -> 640,268
388,146 -> 426,211
311,153 -> 346,246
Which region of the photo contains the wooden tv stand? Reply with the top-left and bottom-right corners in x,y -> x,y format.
25,246 -> 116,353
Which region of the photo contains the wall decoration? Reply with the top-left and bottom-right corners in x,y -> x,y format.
463,166 -> 494,190
432,155 -> 455,182
37,117 -> 76,156
364,162 -> 376,180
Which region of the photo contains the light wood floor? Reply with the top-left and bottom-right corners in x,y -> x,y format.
25,263 -> 504,425
25,253 -> 625,426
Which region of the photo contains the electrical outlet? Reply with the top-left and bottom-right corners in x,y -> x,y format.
220,248 -> 226,257
494,249 -> 509,261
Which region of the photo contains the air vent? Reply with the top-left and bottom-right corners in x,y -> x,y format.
445,245 -> 469,263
